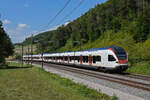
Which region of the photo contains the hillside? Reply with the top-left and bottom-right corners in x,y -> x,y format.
22,0 -> 150,64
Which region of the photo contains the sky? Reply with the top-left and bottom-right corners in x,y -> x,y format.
0,0 -> 106,43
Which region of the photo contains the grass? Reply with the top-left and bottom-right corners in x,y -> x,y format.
126,61 -> 150,76
0,62 -> 116,100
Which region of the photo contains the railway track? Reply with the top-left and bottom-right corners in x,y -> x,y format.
35,62 -> 150,93
122,73 -> 150,81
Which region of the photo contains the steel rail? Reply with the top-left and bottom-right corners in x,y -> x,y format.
38,62 -> 150,92
123,73 -> 150,81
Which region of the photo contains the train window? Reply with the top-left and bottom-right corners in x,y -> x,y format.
74,56 -> 80,62
83,56 -> 86,63
108,55 -> 116,61
70,56 -> 73,60
75,56 -> 78,60
85,56 -> 88,62
96,56 -> 101,62
70,56 -> 74,61
77,56 -> 80,62
64,56 -> 68,61
82,56 -> 88,63
93,56 -> 96,63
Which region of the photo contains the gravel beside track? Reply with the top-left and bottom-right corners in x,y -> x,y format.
32,62 -> 150,100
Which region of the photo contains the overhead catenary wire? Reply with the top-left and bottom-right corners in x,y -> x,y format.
26,0 -> 72,58
45,0 -> 71,28
37,0 -> 72,33
57,0 -> 84,25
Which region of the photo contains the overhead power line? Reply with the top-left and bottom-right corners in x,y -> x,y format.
57,0 -> 84,25
37,0 -> 72,33
45,0 -> 71,28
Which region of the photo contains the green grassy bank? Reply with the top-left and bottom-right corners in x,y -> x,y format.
127,61 -> 150,75
0,62 -> 117,100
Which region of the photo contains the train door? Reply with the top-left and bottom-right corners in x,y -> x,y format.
89,55 -> 92,66
80,55 -> 83,64
55,57 -> 57,63
101,52 -> 108,67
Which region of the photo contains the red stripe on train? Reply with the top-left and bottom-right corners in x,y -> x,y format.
119,60 -> 127,64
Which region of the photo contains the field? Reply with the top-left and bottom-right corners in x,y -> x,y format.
0,62 -> 117,100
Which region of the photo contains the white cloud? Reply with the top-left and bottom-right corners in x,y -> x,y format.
3,19 -> 11,24
17,24 -> 28,30
24,4 -> 29,8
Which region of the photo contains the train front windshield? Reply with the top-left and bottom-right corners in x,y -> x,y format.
112,47 -> 127,60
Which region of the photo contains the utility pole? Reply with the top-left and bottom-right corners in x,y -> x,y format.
31,34 -> 33,67
41,45 -> 44,69
143,0 -> 145,10
28,44 -> 29,64
80,40 -> 81,51
21,44 -> 24,67
137,0 -> 140,17
41,42 -> 46,69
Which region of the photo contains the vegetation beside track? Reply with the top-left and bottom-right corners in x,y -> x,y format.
126,61 -> 150,76
0,62 -> 117,100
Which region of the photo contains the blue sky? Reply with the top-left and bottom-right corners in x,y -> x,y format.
0,0 -> 106,43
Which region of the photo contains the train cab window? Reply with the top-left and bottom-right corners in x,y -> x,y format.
96,56 -> 101,62
108,55 -> 116,61
93,56 -> 96,63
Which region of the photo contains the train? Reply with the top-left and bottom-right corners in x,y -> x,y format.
23,46 -> 129,72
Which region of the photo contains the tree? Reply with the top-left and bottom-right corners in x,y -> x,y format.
0,20 -> 14,66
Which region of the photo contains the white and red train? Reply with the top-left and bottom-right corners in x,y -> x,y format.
23,46 -> 129,72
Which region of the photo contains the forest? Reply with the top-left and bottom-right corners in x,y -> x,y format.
0,20 -> 14,67
22,0 -> 150,65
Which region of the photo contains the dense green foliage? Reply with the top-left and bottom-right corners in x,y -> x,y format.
22,0 -> 150,64
127,61 -> 150,75
0,20 -> 14,66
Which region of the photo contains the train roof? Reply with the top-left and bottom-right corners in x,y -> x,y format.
76,46 -> 122,52
23,46 -> 124,56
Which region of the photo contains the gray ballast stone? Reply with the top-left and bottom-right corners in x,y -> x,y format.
32,63 -> 146,100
